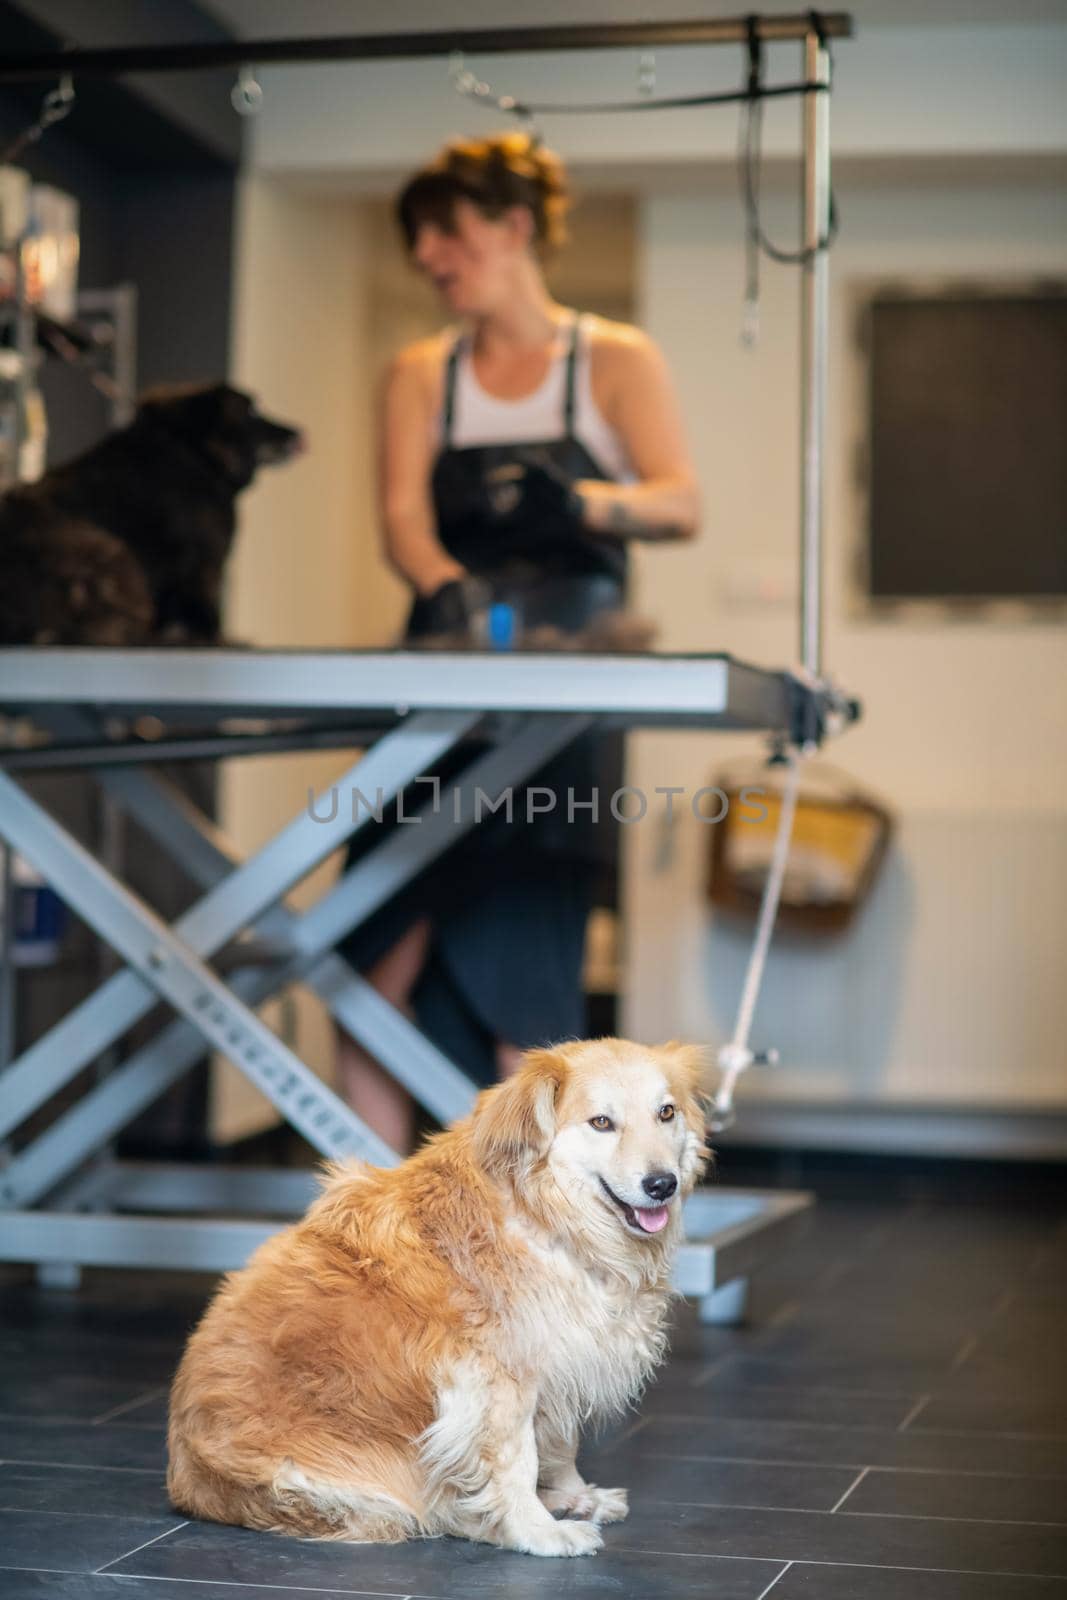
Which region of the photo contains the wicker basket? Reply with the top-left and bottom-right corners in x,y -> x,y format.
706,760 -> 894,936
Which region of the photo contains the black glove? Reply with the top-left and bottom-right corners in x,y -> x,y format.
483,448 -> 585,527
413,574 -> 491,638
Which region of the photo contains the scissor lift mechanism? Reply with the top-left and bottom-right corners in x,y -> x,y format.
0,646 -> 836,1318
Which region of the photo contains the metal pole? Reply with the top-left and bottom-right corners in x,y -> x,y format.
799,24 -> 832,679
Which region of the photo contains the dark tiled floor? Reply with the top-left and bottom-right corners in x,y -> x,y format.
2,1195 -> 1067,1599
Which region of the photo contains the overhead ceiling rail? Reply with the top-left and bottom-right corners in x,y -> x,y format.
0,14 -> 852,82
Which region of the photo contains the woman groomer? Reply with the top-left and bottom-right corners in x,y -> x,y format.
336,132 -> 699,1150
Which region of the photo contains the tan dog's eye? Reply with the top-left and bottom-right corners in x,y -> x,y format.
589,1115 -> 614,1132
658,1104 -> 676,1122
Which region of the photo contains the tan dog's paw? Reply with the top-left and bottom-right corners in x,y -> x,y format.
539,1486 -> 585,1517
587,1485 -> 628,1523
540,1484 -> 628,1524
519,1518 -> 603,1557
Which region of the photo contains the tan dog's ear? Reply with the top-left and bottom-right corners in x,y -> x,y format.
657,1039 -> 707,1098
470,1048 -> 567,1178
657,1039 -> 712,1157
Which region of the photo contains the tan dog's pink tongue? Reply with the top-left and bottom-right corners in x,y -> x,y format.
636,1206 -> 670,1233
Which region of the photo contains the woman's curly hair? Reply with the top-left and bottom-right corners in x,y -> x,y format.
396,131 -> 572,258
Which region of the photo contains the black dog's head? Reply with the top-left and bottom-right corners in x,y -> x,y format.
137,383 -> 304,490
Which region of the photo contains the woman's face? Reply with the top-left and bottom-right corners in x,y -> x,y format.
410,197 -> 531,316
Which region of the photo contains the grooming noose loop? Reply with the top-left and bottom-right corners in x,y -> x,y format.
707,657 -> 861,1132
705,731 -> 809,1135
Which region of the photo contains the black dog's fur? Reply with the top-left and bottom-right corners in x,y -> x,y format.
0,384 -> 302,645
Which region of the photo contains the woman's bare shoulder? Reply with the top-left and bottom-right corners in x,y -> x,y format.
583,315 -> 667,414
386,328 -> 459,409
585,313 -> 662,364
391,329 -> 459,378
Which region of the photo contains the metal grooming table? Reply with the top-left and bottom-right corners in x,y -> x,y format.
0,646 -> 823,1319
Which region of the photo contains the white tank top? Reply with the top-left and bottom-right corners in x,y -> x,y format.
437,311 -> 636,484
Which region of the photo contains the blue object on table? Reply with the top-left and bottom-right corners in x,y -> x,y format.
487,602 -> 517,651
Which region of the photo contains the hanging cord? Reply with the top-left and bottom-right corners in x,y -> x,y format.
1,74 -> 75,166
448,16 -> 839,350
738,12 -> 839,270
739,16 -> 763,346
449,53 -> 543,142
448,50 -> 828,120
706,740 -> 808,1134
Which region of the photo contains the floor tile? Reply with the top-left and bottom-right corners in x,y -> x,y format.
97,1391 -> 171,1427
940,1360 -> 1067,1409
635,1418 -> 1067,1476
0,1573 -> 406,1600
918,1394 -> 1067,1437
0,1418 -> 167,1471
694,1350 -> 966,1401
408,1550 -> 787,1599
579,1451 -> 856,1511
774,1562 -> 1067,1598
106,1517 -> 783,1598
0,1507 -> 183,1574
0,1461 -> 173,1519
844,1467 -> 1067,1525
644,1371 -> 921,1427
809,1267 -> 1023,1318
611,1499 -> 1067,1576
751,1295 -> 980,1339
693,1354 -> 938,1399
726,1327 -> 972,1390
0,1372 -> 165,1422
0,1335 -> 180,1390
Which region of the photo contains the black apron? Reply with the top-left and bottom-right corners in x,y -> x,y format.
409,310 -> 627,868
424,312 -> 627,592
338,312 -> 625,1080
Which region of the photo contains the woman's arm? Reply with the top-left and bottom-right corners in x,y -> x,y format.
576,327 -> 701,543
378,343 -> 466,597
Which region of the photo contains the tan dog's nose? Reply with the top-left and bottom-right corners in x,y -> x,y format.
642,1171 -> 677,1202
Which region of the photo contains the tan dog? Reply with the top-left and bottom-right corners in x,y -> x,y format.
167,1037 -> 709,1557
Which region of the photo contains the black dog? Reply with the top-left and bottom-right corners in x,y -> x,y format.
0,384 -> 303,645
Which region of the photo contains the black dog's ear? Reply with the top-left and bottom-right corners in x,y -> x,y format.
137,382 -> 197,420
136,385 -> 211,439
137,383 -> 251,430
210,385 -> 254,425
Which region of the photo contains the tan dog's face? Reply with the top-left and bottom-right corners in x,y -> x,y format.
472,1038 -> 709,1250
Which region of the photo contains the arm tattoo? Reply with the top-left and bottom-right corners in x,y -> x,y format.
604,500 -> 643,535
602,499 -> 685,542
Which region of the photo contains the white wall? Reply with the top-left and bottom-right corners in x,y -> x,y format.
623,174 -> 1067,1112
227,179 -> 375,650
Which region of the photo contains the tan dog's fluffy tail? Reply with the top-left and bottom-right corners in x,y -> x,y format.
167,1428 -> 421,1543
166,1430 -> 331,1538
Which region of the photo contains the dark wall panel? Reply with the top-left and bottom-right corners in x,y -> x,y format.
115,167 -> 234,390
868,294 -> 1067,601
